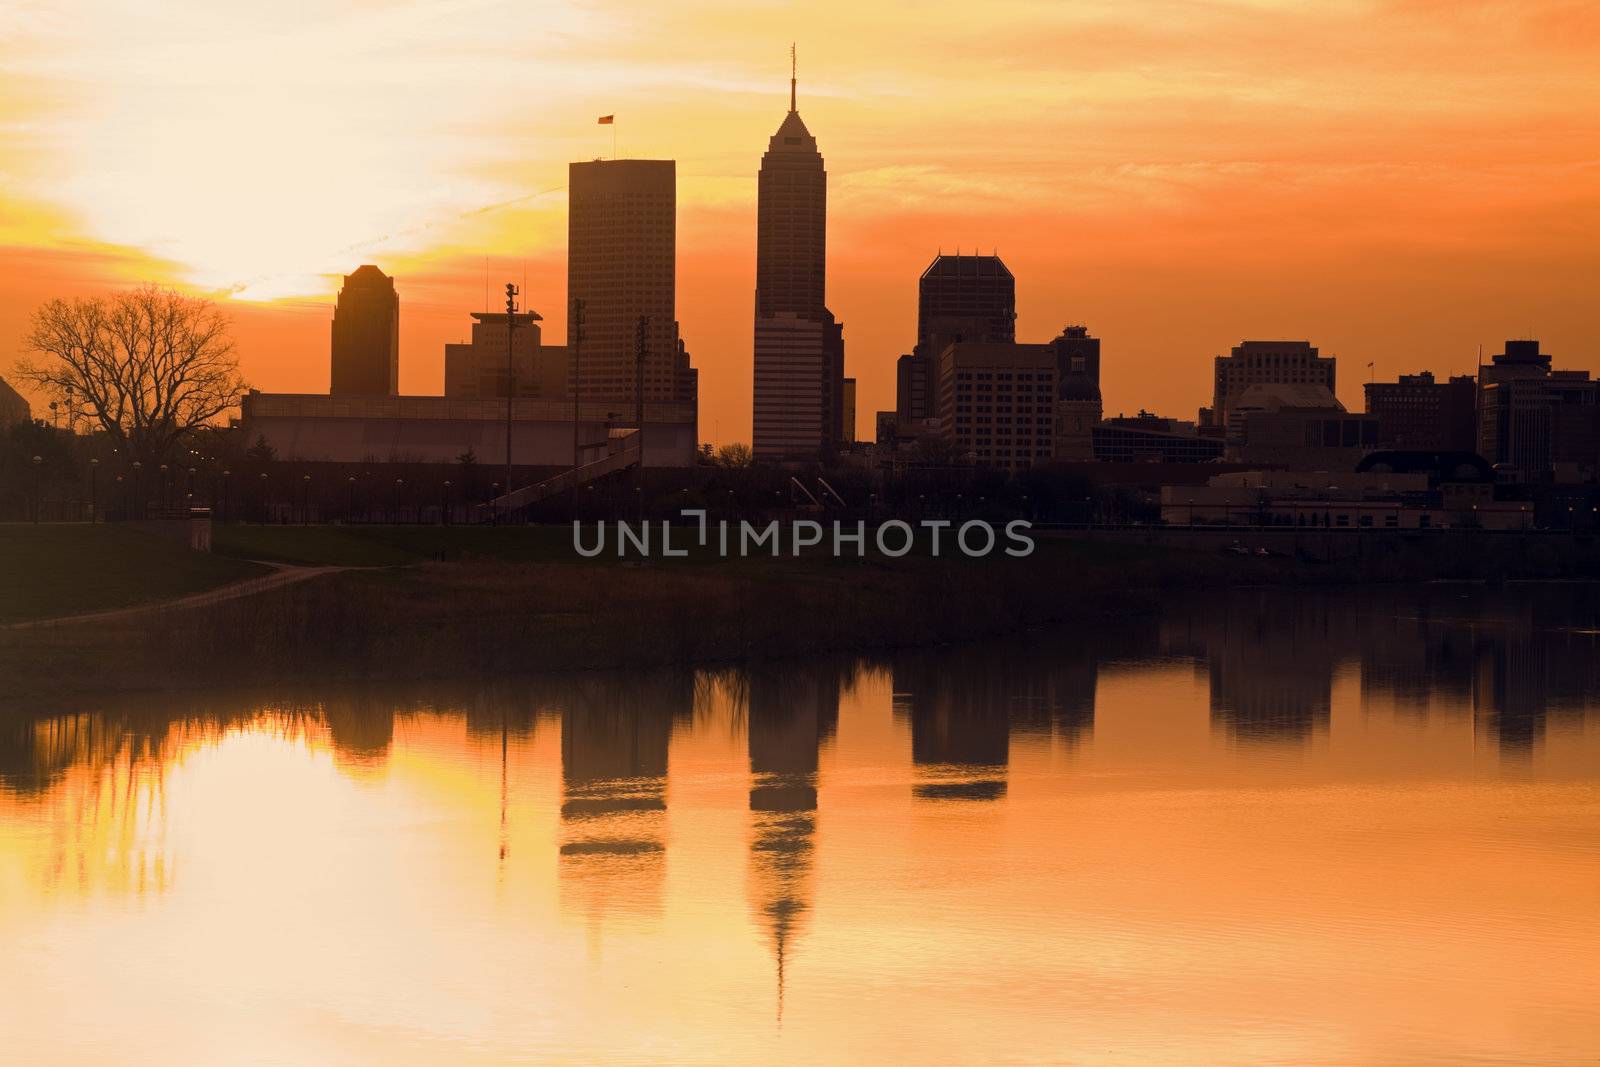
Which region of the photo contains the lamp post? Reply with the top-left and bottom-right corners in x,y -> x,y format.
131,460 -> 142,519
504,282 -> 519,507
222,470 -> 231,522
259,472 -> 269,522
88,458 -> 99,523
394,478 -> 405,523
159,464 -> 169,512
348,476 -> 357,522
302,474 -> 312,525
442,479 -> 451,525
31,455 -> 43,523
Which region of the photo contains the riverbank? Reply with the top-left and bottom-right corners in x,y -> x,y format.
3,523 -> 1598,703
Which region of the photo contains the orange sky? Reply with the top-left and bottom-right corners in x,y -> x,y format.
2,0 -> 1597,444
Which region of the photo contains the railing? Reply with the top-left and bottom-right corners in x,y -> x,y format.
479,430 -> 642,518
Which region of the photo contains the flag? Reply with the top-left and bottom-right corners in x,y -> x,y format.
597,115 -> 614,125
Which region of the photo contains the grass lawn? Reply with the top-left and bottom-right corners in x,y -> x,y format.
211,523 -> 582,566
0,524 -> 270,624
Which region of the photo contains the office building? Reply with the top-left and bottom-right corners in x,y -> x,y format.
568,159 -> 696,410
330,265 -> 399,395
936,342 -> 1058,471
896,253 -> 1016,425
1054,325 -> 1101,460
1208,340 -> 1335,430
444,311 -> 567,401
1477,340 -> 1599,482
1364,371 -> 1476,451
840,378 -> 856,446
752,66 -> 846,462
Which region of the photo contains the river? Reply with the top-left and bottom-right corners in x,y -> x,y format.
2,584 -> 1597,1064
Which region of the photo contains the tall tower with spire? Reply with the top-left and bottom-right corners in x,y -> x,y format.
752,47 -> 847,461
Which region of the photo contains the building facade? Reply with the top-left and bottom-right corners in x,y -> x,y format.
330,265 -> 399,395
240,391 -> 697,468
1053,325 -> 1101,460
1209,340 -> 1336,430
0,375 -> 30,428
896,253 -> 1016,426
751,75 -> 846,462
1093,413 -> 1225,463
567,159 -> 696,409
935,342 -> 1058,471
444,311 -> 567,401
1477,340 -> 1598,482
1364,371 -> 1476,451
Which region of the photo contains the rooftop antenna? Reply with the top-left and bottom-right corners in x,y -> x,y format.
789,43 -> 797,112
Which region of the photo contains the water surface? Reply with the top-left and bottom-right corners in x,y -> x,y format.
2,585 -> 1598,1065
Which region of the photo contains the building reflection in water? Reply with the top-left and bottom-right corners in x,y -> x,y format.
742,664 -> 841,1015
892,636 -> 1105,801
1163,594 -> 1339,745
557,672 -> 691,924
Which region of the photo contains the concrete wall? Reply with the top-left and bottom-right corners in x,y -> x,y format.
245,413 -> 696,468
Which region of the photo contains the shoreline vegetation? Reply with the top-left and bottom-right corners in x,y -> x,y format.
3,522 -> 1598,705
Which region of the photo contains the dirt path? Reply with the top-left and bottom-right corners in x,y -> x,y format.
6,563 -> 348,630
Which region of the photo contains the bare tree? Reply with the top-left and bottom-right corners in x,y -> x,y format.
16,285 -> 246,465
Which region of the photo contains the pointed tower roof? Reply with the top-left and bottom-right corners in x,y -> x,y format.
765,45 -> 818,155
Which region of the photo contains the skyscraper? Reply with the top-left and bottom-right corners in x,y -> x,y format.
567,159 -> 696,410
752,55 -> 846,462
330,265 -> 399,395
897,253 -> 1016,423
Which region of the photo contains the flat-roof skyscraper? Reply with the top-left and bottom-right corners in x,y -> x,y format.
753,54 -> 847,462
917,253 -> 1015,352
898,253 -> 1017,423
330,265 -> 399,395
567,159 -> 695,410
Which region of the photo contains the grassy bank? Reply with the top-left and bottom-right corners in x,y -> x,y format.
3,523 -> 1596,702
0,524 -> 268,625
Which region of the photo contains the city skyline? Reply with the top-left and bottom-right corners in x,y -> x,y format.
2,2 -> 1597,444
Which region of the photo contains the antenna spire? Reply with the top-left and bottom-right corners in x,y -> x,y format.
789,43 -> 797,112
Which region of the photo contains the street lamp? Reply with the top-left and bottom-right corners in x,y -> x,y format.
442,479 -> 452,525
347,476 -> 358,521
302,473 -> 312,525
88,458 -> 99,523
259,471 -> 269,522
222,470 -> 231,522
394,478 -> 405,523
159,463 -> 169,511
31,455 -> 43,523
131,460 -> 142,519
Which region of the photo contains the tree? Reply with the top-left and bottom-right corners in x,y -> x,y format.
15,285 -> 246,466
715,442 -> 753,468
245,434 -> 277,462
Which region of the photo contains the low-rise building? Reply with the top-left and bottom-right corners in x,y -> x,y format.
1093,413 -> 1224,463
240,391 -> 698,468
1160,469 -> 1531,530
1226,383 -> 1378,469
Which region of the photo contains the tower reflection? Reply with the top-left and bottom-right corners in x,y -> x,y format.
743,664 -> 840,1015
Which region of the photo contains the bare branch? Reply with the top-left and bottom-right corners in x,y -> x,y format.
21,285 -> 247,464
